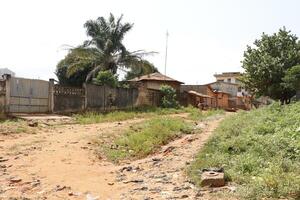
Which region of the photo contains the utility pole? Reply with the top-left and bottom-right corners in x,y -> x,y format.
164,31 -> 169,76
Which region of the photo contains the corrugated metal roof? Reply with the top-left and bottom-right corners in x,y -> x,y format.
128,72 -> 184,84
188,90 -> 213,98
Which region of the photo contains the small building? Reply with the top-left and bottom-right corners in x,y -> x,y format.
0,68 -> 15,78
180,85 -> 216,108
128,72 -> 183,106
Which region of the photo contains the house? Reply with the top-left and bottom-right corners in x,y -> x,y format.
180,85 -> 216,108
214,72 -> 242,84
0,68 -> 15,78
128,72 -> 184,106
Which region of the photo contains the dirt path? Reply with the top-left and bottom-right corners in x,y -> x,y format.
0,114 -> 227,200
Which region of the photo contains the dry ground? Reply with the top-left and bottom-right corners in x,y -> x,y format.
0,113 -> 231,200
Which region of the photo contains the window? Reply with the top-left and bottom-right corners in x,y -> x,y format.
227,78 -> 231,83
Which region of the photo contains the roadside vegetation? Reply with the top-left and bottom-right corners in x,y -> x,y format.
74,106 -> 224,124
95,107 -> 224,162
74,106 -> 186,124
188,102 -> 300,199
102,117 -> 193,162
0,119 -> 36,135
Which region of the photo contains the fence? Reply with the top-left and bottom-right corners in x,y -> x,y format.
0,80 -> 6,115
53,85 -> 85,113
0,75 -> 139,114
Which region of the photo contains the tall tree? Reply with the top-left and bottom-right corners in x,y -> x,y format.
242,27 -> 300,104
125,60 -> 158,80
57,13 -> 155,84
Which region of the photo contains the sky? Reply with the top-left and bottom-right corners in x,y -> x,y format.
1,0 -> 300,84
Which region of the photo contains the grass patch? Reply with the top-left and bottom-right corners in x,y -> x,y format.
74,106 -> 189,124
0,119 -> 36,135
102,117 -> 193,162
188,102 -> 300,199
74,106 -> 224,124
183,106 -> 224,121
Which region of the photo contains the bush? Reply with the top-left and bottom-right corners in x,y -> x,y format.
93,70 -> 118,87
160,85 -> 179,108
188,102 -> 300,199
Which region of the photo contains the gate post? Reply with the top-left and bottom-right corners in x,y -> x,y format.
3,74 -> 11,113
49,79 -> 55,113
83,83 -> 87,110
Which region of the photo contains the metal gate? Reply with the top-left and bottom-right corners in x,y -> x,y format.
9,77 -> 49,113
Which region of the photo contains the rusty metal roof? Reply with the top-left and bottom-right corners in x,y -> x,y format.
188,90 -> 213,98
127,72 -> 184,84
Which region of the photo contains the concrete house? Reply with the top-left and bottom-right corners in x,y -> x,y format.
128,72 -> 183,106
214,72 -> 242,84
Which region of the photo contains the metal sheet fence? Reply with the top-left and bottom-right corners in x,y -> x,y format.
53,84 -> 138,113
85,84 -> 138,111
9,77 -> 49,113
53,85 -> 85,113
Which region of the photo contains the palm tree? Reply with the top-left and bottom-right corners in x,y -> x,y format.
66,13 -> 155,82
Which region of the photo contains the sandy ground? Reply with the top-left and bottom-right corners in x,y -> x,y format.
0,113 -> 231,200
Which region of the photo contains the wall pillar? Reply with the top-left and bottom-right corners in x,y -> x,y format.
48,79 -> 55,113
83,83 -> 87,110
3,74 -> 11,113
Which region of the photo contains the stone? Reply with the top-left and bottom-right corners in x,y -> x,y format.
28,121 -> 38,127
0,158 -> 8,162
201,171 -> 225,187
107,182 -> 114,185
9,177 -> 22,183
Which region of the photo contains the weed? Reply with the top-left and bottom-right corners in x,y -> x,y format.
102,117 -> 193,162
188,102 -> 300,199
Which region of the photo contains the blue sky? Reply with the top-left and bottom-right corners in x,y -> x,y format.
0,0 -> 300,84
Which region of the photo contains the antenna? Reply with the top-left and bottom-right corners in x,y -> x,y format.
164,30 -> 169,76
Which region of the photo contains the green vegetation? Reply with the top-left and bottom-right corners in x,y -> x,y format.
74,106 -> 186,124
188,103 -> 300,199
56,13 -> 156,86
0,119 -> 35,135
242,27 -> 300,104
103,117 -> 193,162
93,70 -> 118,87
160,85 -> 179,108
185,106 -> 224,121
74,106 -> 222,124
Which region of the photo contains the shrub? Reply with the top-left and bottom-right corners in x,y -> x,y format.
93,70 -> 118,87
160,85 -> 179,108
188,102 -> 300,199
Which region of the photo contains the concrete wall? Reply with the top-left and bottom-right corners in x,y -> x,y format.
210,82 -> 238,97
0,80 -> 6,118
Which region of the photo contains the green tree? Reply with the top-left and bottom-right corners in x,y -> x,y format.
93,70 -> 118,87
58,13 -> 154,84
242,27 -> 300,104
282,65 -> 300,91
55,48 -> 92,86
125,60 -> 158,80
160,85 -> 179,108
